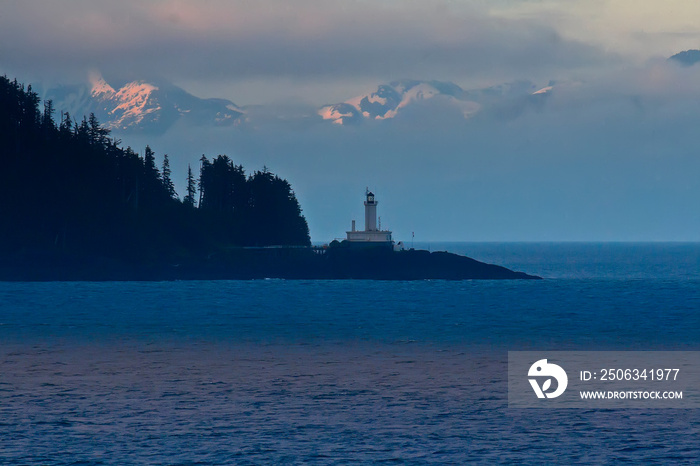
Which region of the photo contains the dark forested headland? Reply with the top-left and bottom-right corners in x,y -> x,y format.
0,76 -> 312,278
0,75 -> 538,280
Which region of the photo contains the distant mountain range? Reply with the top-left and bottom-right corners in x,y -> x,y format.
39,74 -> 554,133
318,79 -> 551,125
42,73 -> 244,134
36,50 -> 697,133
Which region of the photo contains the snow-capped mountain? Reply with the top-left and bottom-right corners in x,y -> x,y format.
40,74 -> 555,131
43,73 -> 244,134
318,79 -> 548,125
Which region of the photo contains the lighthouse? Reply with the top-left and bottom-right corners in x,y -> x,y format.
365,190 -> 377,231
346,189 -> 393,246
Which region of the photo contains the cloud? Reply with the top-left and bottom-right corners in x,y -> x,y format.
0,0 -> 612,100
490,0 -> 700,61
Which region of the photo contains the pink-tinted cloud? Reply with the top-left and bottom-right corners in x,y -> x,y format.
0,0 -> 613,94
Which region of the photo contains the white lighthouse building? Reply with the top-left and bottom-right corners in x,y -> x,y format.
346,190 -> 393,245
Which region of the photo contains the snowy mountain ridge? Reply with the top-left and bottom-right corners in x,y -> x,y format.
318,79 -> 550,125
44,73 -> 244,134
41,74 -> 556,131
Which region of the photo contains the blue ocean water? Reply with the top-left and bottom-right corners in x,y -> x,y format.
1,243 -> 699,464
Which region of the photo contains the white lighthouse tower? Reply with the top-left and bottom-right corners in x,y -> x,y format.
365,191 -> 377,231
346,189 -> 393,246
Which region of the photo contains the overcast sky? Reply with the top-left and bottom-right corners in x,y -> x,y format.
2,0 -> 700,104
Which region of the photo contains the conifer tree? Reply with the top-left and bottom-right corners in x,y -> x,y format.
162,154 -> 176,199
75,116 -> 90,141
140,145 -> 163,207
184,164 -> 197,207
198,155 -> 210,207
41,100 -> 54,131
88,113 -> 110,147
144,145 -> 159,181
59,111 -> 72,136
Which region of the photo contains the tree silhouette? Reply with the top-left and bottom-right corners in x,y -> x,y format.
198,154 -> 209,208
244,169 -> 310,246
199,155 -> 246,214
184,164 -> 197,208
41,100 -> 54,132
144,145 -> 159,181
88,113 -> 110,148
162,154 -> 176,199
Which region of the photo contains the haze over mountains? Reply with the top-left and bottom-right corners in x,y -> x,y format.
668,49 -> 700,66
40,46 -> 700,134
43,45 -> 700,135
39,74 -> 555,133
